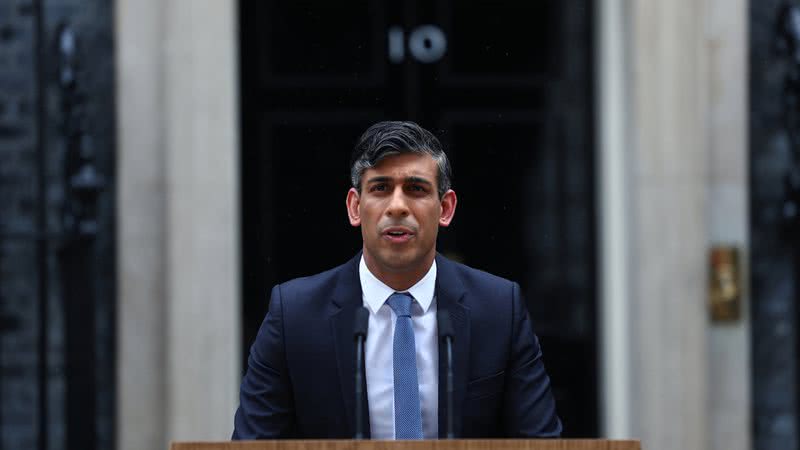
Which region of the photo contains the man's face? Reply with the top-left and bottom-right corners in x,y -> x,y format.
346,153 -> 457,278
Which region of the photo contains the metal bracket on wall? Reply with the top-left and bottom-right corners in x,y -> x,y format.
58,24 -> 105,241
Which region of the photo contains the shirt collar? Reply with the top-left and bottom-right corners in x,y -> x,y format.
359,255 -> 437,314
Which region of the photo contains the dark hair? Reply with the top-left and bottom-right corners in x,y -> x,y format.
350,121 -> 453,198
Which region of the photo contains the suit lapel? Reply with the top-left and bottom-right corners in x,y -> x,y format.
435,254 -> 470,438
329,253 -> 371,438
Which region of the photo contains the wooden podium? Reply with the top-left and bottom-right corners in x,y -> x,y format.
171,440 -> 641,450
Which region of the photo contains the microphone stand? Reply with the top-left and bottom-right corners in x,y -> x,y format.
438,310 -> 455,439
354,307 -> 369,439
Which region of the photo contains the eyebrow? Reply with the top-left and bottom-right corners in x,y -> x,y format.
405,176 -> 433,186
365,176 -> 434,186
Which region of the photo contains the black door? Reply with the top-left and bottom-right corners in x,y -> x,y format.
240,0 -> 597,436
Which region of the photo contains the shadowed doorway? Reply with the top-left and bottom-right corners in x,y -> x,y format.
239,0 -> 598,436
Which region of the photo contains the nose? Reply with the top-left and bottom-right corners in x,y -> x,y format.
386,187 -> 410,217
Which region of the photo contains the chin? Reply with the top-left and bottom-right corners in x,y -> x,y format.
373,250 -> 414,270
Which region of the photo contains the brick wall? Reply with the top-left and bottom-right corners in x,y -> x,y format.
0,0 -> 115,449
751,1 -> 800,449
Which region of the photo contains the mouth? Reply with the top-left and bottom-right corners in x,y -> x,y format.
382,226 -> 415,243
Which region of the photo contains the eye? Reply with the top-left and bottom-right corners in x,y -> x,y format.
369,183 -> 387,192
407,184 -> 427,194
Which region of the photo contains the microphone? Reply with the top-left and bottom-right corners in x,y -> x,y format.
353,307 -> 369,439
437,309 -> 455,439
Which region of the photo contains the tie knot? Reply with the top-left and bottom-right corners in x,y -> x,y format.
387,292 -> 414,317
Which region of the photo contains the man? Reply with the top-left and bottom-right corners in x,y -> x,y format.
232,121 -> 561,439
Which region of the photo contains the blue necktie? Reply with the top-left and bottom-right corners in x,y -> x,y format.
386,292 -> 423,439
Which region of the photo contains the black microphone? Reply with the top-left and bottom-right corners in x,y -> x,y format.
353,307 -> 369,439
437,309 -> 455,439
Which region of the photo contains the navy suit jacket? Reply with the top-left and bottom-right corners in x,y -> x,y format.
232,253 -> 562,439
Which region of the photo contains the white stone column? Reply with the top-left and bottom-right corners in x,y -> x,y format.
705,1 -> 751,450
116,0 -> 240,448
599,1 -> 713,449
600,0 -> 751,448
162,0 -> 241,441
629,1 -> 710,449
116,0 -> 167,448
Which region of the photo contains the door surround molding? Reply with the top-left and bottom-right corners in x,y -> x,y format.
116,1 -> 240,448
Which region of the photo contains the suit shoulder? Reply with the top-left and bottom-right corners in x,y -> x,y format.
444,258 -> 516,292
276,263 -> 343,299
440,258 -> 521,330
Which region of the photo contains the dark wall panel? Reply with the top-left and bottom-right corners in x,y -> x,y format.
751,1 -> 800,449
0,1 -> 116,449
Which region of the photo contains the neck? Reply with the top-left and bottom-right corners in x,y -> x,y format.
363,251 -> 435,291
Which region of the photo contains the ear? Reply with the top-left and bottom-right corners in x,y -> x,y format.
346,188 -> 361,227
438,189 -> 457,227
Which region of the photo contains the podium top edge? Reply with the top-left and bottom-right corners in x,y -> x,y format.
170,439 -> 642,450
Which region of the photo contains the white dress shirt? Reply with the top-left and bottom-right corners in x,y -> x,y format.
359,256 -> 439,439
